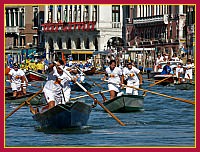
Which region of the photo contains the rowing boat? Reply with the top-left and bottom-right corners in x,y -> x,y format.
174,83 -> 195,90
25,70 -> 47,82
153,74 -> 176,86
33,101 -> 92,129
5,91 -> 44,105
103,94 -> 144,112
84,67 -> 96,75
71,82 -> 91,91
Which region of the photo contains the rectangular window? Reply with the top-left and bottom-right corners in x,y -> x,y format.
33,6 -> 39,28
11,10 -> 14,26
19,8 -> 25,27
112,5 -> 120,22
15,10 -> 18,26
20,35 -> 26,47
6,10 -> 9,26
92,5 -> 97,21
33,35 -> 38,46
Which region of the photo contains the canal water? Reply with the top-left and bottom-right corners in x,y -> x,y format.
5,74 -> 195,147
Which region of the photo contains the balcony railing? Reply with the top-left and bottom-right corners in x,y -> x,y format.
41,21 -> 97,32
5,26 -> 19,33
133,15 -> 164,24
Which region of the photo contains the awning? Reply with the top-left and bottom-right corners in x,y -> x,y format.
71,50 -> 93,54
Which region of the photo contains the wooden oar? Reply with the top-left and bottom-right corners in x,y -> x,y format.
5,89 -> 43,119
75,66 -> 108,101
149,75 -> 174,87
57,64 -> 125,126
70,90 -> 109,100
76,66 -> 107,90
104,80 -> 195,105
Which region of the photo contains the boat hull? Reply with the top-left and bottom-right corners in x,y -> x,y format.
33,102 -> 92,129
84,67 -> 96,75
103,94 -> 144,112
25,70 -> 46,82
153,74 -> 176,86
5,92 -> 44,105
174,83 -> 195,90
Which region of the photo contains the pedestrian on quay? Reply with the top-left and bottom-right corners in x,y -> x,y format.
102,60 -> 123,100
122,61 -> 143,95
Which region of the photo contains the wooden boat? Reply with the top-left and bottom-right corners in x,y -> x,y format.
71,82 -> 91,91
103,94 -> 144,112
153,74 -> 176,86
5,91 -> 44,105
83,67 -> 96,75
25,70 -> 47,82
33,101 -> 92,129
174,83 -> 195,90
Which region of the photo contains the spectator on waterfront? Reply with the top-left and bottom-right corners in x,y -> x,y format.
28,59 -> 36,71
171,53 -> 179,61
36,60 -> 44,74
7,63 -> 28,97
8,57 -> 14,69
155,55 -> 163,65
122,62 -> 143,95
161,61 -> 172,75
102,60 -> 123,100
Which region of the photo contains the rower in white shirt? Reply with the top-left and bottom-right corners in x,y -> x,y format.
102,60 -> 123,100
122,62 -> 143,95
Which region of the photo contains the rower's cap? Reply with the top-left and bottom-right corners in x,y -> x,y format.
13,63 -> 19,68
127,62 -> 132,65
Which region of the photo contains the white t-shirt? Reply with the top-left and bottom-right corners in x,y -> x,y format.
106,66 -> 122,84
175,67 -> 184,78
123,67 -> 140,83
53,70 -> 72,92
8,69 -> 25,83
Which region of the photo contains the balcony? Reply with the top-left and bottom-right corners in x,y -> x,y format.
133,15 -> 164,24
112,22 -> 121,28
5,26 -> 19,34
41,21 -> 97,32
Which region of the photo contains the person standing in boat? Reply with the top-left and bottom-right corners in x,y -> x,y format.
44,59 -> 76,104
7,63 -> 28,97
184,59 -> 193,83
122,62 -> 143,95
102,60 -> 123,100
175,63 -> 184,83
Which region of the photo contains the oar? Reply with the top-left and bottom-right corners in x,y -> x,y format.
76,66 -> 107,90
70,90 -> 110,101
56,63 -> 125,126
5,89 -> 43,119
104,80 -> 195,105
75,66 -> 108,101
149,75 -> 174,87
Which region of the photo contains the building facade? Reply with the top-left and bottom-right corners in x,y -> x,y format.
5,5 -> 44,63
41,5 -> 124,62
124,5 -> 195,60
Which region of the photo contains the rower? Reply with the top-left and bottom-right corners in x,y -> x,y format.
102,60 -> 123,100
7,63 -> 28,97
122,61 -> 143,95
42,60 -> 77,112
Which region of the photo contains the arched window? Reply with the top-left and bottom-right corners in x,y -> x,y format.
67,38 -> 71,49
76,38 -> 81,49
